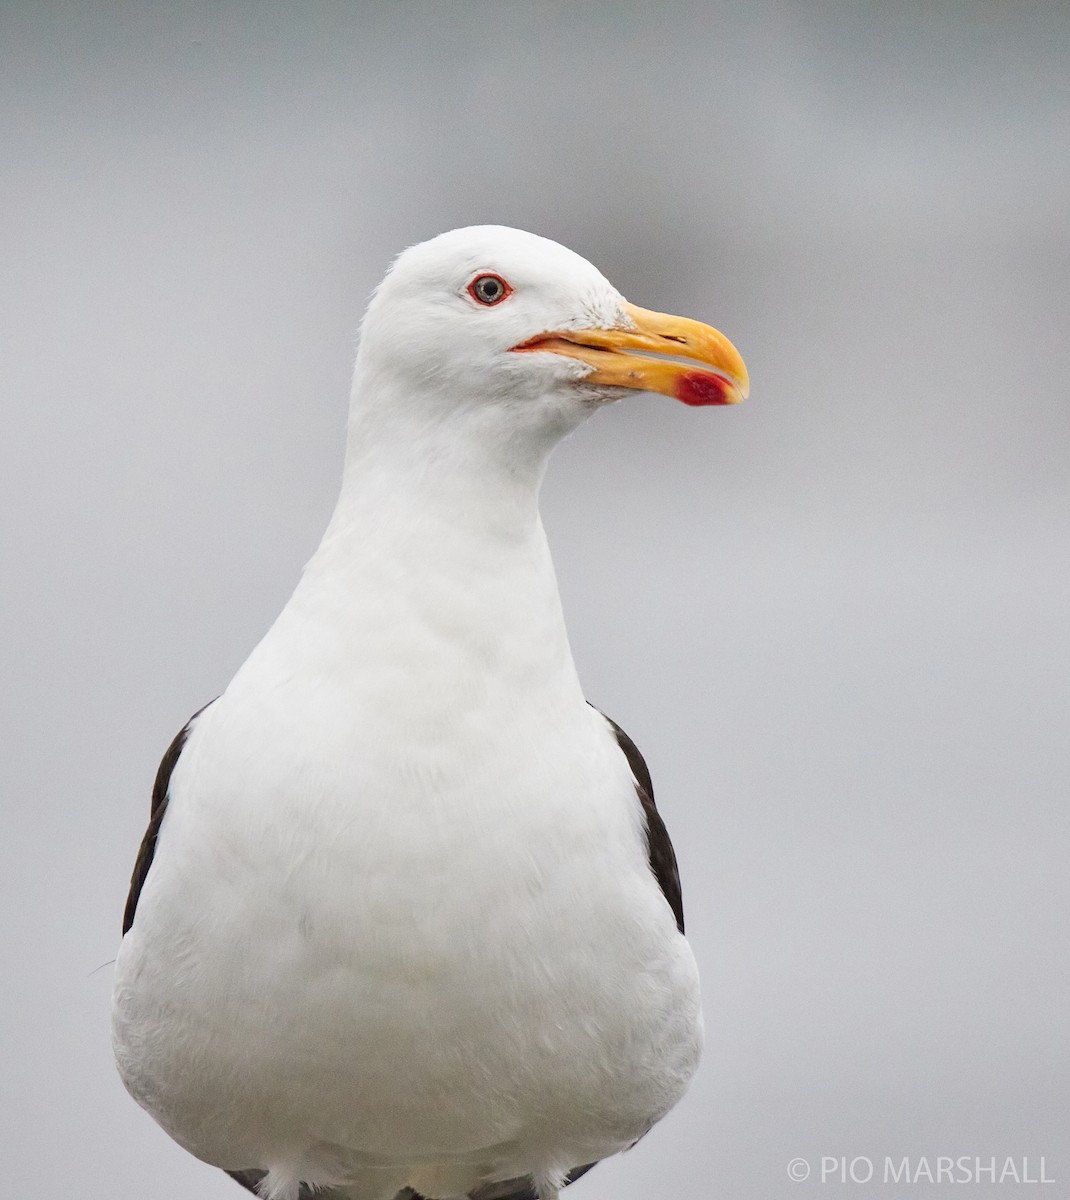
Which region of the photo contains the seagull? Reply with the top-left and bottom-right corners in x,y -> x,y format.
112,225 -> 749,1200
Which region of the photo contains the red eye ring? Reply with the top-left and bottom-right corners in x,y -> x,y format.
467,273 -> 513,306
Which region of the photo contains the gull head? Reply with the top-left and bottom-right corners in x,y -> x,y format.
352,225 -> 749,454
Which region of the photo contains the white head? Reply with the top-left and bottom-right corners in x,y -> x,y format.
349,225 -> 749,469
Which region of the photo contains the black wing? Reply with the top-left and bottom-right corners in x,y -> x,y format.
122,701 -> 214,935
596,707 -> 685,935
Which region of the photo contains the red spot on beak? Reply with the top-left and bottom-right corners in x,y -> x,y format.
673,371 -> 734,407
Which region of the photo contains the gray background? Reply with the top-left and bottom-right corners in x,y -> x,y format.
2,2 -> 1067,1197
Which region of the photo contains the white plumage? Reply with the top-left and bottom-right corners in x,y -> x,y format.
112,226 -> 748,1200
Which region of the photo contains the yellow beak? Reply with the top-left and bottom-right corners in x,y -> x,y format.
512,301 -> 749,406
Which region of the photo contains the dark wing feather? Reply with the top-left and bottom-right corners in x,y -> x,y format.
225,1170 -> 329,1198
122,701 -> 214,935
595,707 -> 685,935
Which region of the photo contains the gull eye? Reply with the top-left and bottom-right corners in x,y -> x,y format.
468,273 -> 512,306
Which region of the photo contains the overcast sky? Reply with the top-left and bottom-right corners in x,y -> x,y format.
2,3 -> 1068,1197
